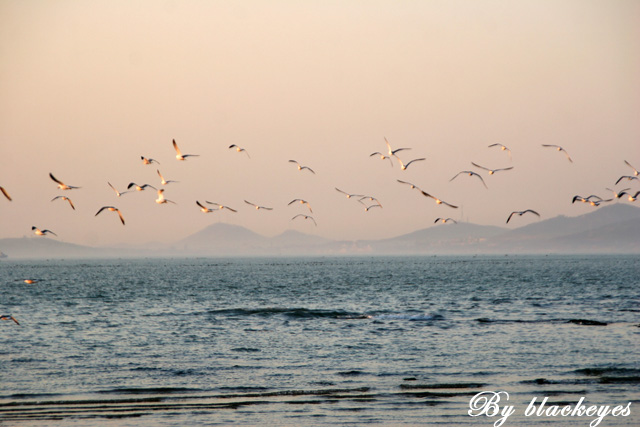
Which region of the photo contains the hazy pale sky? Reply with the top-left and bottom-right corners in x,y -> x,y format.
1,0 -> 639,247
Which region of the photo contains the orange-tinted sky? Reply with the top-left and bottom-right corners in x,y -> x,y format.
1,0 -> 639,247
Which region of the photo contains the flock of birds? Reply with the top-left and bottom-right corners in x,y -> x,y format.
0,138 -> 639,241
1,138 -> 639,327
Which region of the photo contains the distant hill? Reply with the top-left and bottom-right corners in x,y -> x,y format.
1,203 -> 638,259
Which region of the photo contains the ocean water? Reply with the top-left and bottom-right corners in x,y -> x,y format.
1,255 -> 639,426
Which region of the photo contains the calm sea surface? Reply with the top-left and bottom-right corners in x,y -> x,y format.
1,255 -> 639,426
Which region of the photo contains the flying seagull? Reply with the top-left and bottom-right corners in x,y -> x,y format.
362,203 -> 382,212
434,217 -> 457,224
95,206 -> 125,225
173,139 -> 200,160
0,315 -> 19,325
398,180 -> 457,208
506,209 -> 540,223
288,198 -> 313,213
359,196 -> 382,208
488,143 -> 512,160
49,173 -> 80,190
289,160 -> 315,174
155,189 -> 176,205
397,157 -> 426,171
157,169 -> 178,185
127,183 -> 156,191
606,188 -> 631,199
450,171 -> 488,189
244,200 -> 273,210
292,214 -> 317,226
542,144 -> 572,163
369,152 -> 394,167
205,201 -> 238,212
615,175 -> 639,185
196,201 -> 217,213
108,182 -> 131,197
471,162 -> 514,175
51,196 -> 75,210
384,137 -> 411,157
0,186 -> 12,201
624,160 -> 639,176
32,226 -> 57,236
620,190 -> 640,202
141,156 -> 160,165
229,144 -> 250,158
335,188 -> 364,199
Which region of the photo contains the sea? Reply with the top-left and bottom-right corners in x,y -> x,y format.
1,255 -> 638,426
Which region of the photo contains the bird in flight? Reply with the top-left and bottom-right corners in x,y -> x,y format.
32,226 -> 57,236
51,196 -> 75,210
361,203 -> 382,212
288,199 -> 313,213
108,182 -> 131,197
155,189 -> 176,205
369,152 -> 394,167
488,143 -> 512,160
50,173 -> 81,190
450,171 -> 488,189
1,186 -> 12,201
506,210 -> 540,223
384,137 -> 411,158
606,188 -> 631,199
397,157 -> 426,171
173,139 -> 200,160
619,190 -> 640,202
542,144 -> 572,163
615,175 -> 639,185
245,200 -> 273,210
397,179 -> 422,191
434,217 -> 457,224
127,183 -> 156,192
157,169 -> 178,185
289,160 -> 315,174
229,144 -> 250,158
292,214 -> 317,226
141,156 -> 160,165
335,188 -> 363,199
205,201 -> 238,212
572,195 -> 602,204
624,160 -> 639,176
95,206 -> 125,225
359,196 -> 382,208
0,315 -> 19,325
398,180 -> 458,208
196,201 -> 217,213
471,162 -> 514,175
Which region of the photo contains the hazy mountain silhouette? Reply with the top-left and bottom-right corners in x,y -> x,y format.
1,203 -> 638,258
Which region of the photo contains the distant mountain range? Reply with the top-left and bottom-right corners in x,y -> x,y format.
1,204 -> 639,259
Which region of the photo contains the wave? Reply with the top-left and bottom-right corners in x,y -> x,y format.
206,307 -> 443,322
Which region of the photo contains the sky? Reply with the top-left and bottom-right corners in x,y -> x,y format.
1,0 -> 639,248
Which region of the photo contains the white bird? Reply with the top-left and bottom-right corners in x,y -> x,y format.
0,186 -> 12,201
624,160 -> 639,176
141,156 -> 160,165
157,169 -> 178,185
450,171 -> 488,189
615,175 -> 639,185
196,201 -> 217,213
435,217 -> 457,224
396,179 -> 422,191
397,180 -> 458,208
173,139 -> 200,160
384,137 -> 410,157
244,200 -> 273,210
49,173 -> 80,190
127,182 -> 156,191
205,201 -> 238,212
288,198 -> 313,213
229,144 -> 250,158
620,190 -> 640,202
488,143 -> 512,160
292,214 -> 317,226
542,144 -> 572,162
0,315 -> 19,325
289,160 -> 315,174
471,162 -> 514,175
51,195 -> 75,210
506,210 -> 540,223
155,189 -> 176,205
369,152 -> 394,167
335,188 -> 363,199
606,188 -> 631,199
397,157 -> 426,170
359,196 -> 382,208
362,203 -> 382,212
108,182 -> 131,197
95,206 -> 125,225
32,226 -> 57,236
